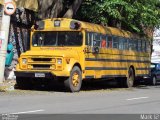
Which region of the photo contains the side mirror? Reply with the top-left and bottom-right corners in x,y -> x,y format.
93,47 -> 99,54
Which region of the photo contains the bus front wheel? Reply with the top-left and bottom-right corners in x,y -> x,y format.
64,66 -> 82,92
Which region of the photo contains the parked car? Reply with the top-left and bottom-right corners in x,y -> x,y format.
148,63 -> 160,85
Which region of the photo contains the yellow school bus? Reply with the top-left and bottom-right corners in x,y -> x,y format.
15,18 -> 151,92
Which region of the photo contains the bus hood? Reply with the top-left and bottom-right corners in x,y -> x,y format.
21,49 -> 79,58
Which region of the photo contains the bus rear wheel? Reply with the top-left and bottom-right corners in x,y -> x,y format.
127,68 -> 135,87
64,66 -> 82,92
121,68 -> 135,88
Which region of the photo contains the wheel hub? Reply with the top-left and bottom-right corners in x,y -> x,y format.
72,72 -> 79,87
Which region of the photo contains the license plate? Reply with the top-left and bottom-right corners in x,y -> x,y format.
35,73 -> 45,78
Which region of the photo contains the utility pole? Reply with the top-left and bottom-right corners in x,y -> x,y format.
0,0 -> 12,83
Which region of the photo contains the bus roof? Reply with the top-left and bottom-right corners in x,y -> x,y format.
39,18 -> 145,39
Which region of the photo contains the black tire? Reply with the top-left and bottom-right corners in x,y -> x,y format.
64,66 -> 82,92
16,77 -> 32,90
121,68 -> 135,88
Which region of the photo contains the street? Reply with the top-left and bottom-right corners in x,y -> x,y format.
0,82 -> 160,115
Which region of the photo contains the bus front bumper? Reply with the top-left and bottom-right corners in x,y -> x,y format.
14,71 -> 55,79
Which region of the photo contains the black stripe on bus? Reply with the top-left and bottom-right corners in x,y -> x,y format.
85,74 -> 149,79
136,68 -> 150,70
85,76 -> 94,79
85,75 -> 126,79
102,75 -> 126,78
85,67 -> 127,70
85,58 -> 150,63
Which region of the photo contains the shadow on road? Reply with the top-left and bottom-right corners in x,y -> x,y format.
14,80 -> 160,93
14,80 -> 124,92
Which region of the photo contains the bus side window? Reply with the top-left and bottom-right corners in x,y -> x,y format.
93,33 -> 101,47
106,35 -> 108,48
124,38 -> 128,50
129,39 -> 137,51
135,39 -> 138,51
107,36 -> 112,48
119,37 -> 128,50
132,39 -> 138,51
85,32 -> 92,46
142,40 -> 146,52
138,39 -> 142,52
119,37 -> 124,50
101,35 -> 106,48
85,32 -> 88,45
133,40 -> 137,51
113,36 -> 119,49
128,39 -> 132,50
146,41 -> 150,52
145,40 -> 147,52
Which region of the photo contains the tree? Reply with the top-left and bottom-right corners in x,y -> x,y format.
12,0 -> 160,36
77,0 -> 160,36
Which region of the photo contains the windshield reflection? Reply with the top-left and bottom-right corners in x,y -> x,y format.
32,31 -> 83,47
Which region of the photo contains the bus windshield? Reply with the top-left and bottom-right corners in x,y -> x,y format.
32,31 -> 83,47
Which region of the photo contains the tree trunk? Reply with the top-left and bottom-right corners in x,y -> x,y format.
63,0 -> 83,18
37,0 -> 82,19
51,0 -> 63,18
38,0 -> 63,19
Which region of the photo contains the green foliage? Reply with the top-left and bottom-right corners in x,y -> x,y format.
77,0 -> 160,35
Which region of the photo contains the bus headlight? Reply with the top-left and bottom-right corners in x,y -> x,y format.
57,58 -> 62,64
22,58 -> 27,64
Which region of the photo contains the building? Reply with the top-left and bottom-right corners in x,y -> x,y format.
0,1 -> 38,79
151,29 -> 160,63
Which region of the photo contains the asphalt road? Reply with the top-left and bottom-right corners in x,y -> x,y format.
0,82 -> 160,119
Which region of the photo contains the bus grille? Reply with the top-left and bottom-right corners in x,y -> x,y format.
32,64 -> 51,69
28,57 -> 56,70
32,58 -> 52,62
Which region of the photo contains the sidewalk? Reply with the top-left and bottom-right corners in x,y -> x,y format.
0,80 -> 16,92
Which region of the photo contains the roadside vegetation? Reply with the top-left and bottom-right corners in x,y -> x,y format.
12,0 -> 160,36
34,0 -> 160,36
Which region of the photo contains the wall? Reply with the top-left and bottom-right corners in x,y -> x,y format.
151,29 -> 160,63
0,5 -> 35,80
